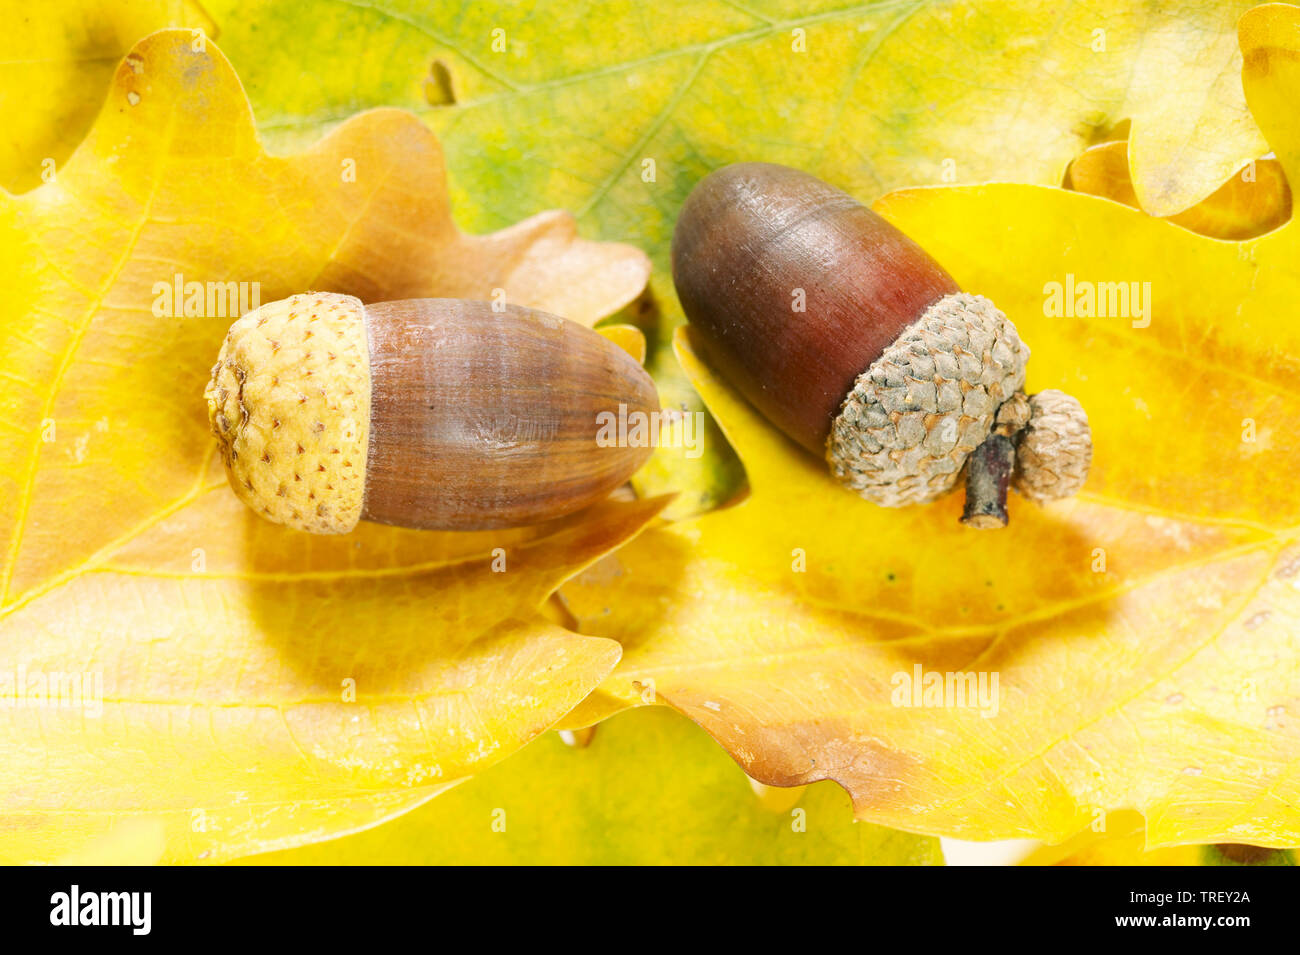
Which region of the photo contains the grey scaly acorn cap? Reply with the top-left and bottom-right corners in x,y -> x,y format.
827,293 -> 1030,507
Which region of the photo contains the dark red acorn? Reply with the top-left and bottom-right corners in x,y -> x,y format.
672,162 -> 1090,527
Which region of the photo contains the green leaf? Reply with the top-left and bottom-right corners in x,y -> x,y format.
252,705 -> 942,865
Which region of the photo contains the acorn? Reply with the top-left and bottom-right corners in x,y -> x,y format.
204,292 -> 658,533
671,162 -> 1091,528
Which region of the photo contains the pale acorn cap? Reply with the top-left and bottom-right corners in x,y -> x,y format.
205,292 -> 371,534
1013,389 -> 1092,502
826,292 -> 1029,507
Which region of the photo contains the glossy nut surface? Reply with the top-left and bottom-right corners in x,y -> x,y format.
672,162 -> 959,453
364,298 -> 659,530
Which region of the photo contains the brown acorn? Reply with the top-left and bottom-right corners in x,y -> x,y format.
672,162 -> 1091,527
205,292 -> 658,533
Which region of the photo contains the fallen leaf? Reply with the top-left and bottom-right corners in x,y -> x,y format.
558,5 -> 1300,849
1203,843 -> 1296,865
1021,812 -> 1203,865
1021,815 -> 1295,864
252,705 -> 943,865
0,30 -> 659,864
1124,4 -> 1268,215
1066,139 -> 1290,239
596,324 -> 647,364
209,0 -> 1264,218
0,0 -> 213,193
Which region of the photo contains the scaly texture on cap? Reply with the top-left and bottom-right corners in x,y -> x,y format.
1013,389 -> 1092,502
205,292 -> 371,534
826,293 -> 1029,507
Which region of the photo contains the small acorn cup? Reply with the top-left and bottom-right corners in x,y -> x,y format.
204,292 -> 659,533
671,162 -> 1091,528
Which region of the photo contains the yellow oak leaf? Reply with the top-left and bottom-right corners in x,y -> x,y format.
558,4 -> 1300,849
1020,811 -> 1295,864
1066,139 -> 1290,239
254,707 -> 942,865
0,30 -> 660,864
0,0 -> 213,193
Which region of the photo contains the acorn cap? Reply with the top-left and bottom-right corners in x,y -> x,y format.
205,293 -> 370,534
1013,389 -> 1092,501
827,292 -> 1029,507
205,293 -> 659,534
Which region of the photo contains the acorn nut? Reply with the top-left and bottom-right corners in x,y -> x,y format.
205,292 -> 659,533
671,162 -> 1092,528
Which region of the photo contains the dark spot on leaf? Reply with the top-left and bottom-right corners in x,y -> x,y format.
423,58 -> 457,106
